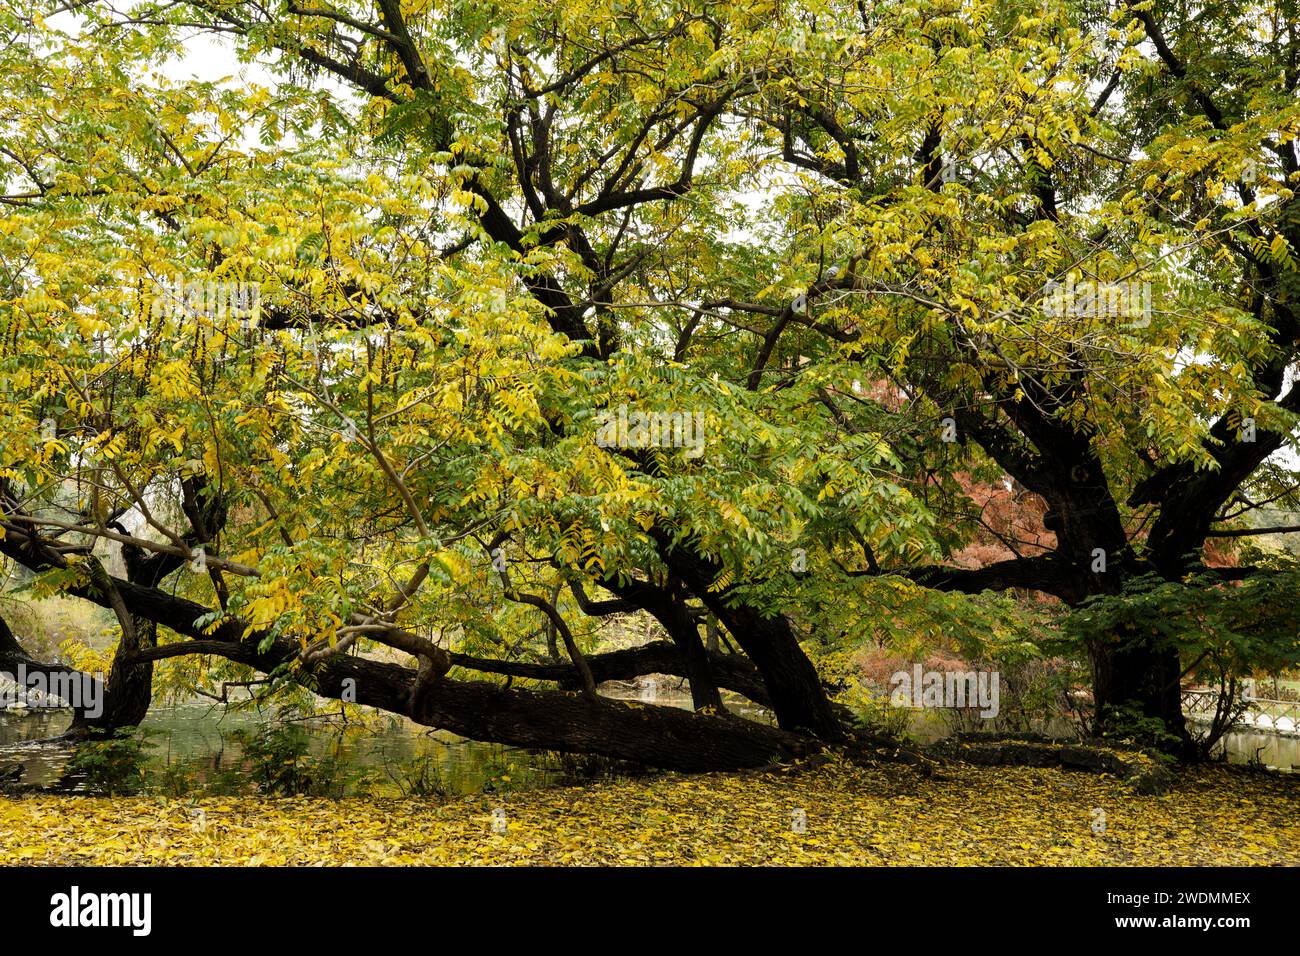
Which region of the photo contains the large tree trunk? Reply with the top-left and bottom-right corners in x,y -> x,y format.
86,617 -> 156,731
136,629 -> 820,772
661,609 -> 725,712
713,604 -> 845,739
410,679 -> 812,771
0,537 -> 828,771
1,518 -> 839,770
71,544 -> 176,736
1088,630 -> 1190,755
1039,463 -> 1195,756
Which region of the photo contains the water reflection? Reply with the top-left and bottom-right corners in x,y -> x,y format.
0,704 -> 575,796
1,687 -> 1295,796
1212,726 -> 1300,769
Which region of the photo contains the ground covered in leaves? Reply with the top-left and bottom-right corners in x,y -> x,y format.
2,762 -> 1296,865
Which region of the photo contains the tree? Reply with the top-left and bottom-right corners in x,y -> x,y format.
0,0 -> 1296,766
693,0 -> 1300,752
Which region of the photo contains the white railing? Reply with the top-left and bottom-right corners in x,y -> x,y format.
1181,689 -> 1300,734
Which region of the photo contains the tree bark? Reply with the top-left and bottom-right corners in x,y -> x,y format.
599,576 -> 723,711
1088,629 -> 1191,755
652,535 -> 845,740
410,679 -> 813,771
134,630 -> 819,772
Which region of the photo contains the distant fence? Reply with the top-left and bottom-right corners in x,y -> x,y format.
1181,689 -> 1300,734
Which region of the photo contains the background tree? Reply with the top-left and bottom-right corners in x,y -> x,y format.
702,0 -> 1300,751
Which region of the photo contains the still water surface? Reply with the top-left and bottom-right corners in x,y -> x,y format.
1,684 -> 1295,795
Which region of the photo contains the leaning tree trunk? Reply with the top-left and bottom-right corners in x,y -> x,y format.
3,526 -> 835,771
84,617 -> 156,731
659,603 -> 724,712
717,605 -> 845,739
71,541 -> 178,736
657,541 -> 844,739
602,576 -> 723,712
409,678 -> 814,771
137,621 -> 824,772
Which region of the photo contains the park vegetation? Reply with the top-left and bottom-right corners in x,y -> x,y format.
2,0 -> 1300,778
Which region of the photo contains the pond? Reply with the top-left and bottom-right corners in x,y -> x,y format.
1,680 -> 1295,796
0,703 -> 579,796
1212,725 -> 1300,770
0,677 -> 746,796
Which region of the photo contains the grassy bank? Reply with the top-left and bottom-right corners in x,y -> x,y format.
2,762 -> 1295,866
